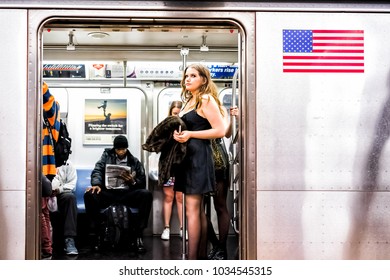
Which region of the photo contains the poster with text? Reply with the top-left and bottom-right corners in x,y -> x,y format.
84,99 -> 127,145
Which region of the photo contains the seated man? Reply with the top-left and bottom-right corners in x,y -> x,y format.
84,135 -> 152,253
51,159 -> 78,255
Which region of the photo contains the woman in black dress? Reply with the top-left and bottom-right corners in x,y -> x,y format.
173,63 -> 226,260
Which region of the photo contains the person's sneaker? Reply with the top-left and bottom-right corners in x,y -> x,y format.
161,227 -> 170,240
64,237 -> 79,255
179,229 -> 188,240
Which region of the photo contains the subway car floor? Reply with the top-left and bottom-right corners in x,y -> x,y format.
51,234 -> 239,260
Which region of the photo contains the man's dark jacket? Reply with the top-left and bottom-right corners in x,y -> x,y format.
142,116 -> 187,187
91,148 -> 146,190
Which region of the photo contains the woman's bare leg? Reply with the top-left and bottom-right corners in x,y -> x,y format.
162,186 -> 174,228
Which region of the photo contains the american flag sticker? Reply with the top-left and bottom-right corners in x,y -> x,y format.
283,29 -> 364,73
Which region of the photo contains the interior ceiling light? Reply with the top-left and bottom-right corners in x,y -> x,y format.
88,32 -> 109,39
200,35 -> 209,52
66,31 -> 76,51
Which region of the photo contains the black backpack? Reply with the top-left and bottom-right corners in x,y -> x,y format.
102,204 -> 130,249
54,119 -> 72,167
43,114 -> 72,167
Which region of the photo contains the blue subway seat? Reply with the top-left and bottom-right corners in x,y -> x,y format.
75,168 -> 139,214
75,169 -> 93,214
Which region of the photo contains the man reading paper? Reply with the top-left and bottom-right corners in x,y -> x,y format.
84,135 -> 152,253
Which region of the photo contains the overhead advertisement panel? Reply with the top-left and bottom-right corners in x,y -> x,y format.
43,63 -> 86,78
208,64 -> 238,79
43,62 -> 237,80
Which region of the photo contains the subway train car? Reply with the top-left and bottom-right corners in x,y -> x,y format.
1,0 -> 390,260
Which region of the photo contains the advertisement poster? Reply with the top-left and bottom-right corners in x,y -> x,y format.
84,99 -> 127,145
43,63 -> 86,78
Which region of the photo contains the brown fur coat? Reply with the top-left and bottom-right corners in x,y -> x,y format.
142,116 -> 187,187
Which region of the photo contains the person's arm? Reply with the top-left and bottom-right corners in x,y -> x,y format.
61,164 -> 77,192
225,106 -> 239,138
51,163 -> 77,194
131,159 -> 147,189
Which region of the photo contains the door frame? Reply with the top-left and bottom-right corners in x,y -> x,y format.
27,8 -> 256,260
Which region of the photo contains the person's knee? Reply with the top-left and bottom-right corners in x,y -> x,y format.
83,191 -> 91,200
83,191 -> 98,210
164,193 -> 174,203
142,189 -> 153,202
60,192 -> 76,200
57,193 -> 76,209
83,191 -> 95,204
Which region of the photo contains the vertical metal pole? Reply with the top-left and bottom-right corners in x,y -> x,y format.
123,60 -> 127,87
231,69 -> 240,234
180,47 -> 189,260
232,69 -> 237,107
181,193 -> 187,259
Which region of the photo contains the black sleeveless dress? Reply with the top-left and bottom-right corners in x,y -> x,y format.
174,110 -> 216,195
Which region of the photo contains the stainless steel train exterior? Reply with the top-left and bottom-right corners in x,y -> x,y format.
1,0 -> 390,260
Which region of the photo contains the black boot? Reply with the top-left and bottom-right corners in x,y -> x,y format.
212,249 -> 227,260
136,237 -> 146,254
208,246 -> 227,260
207,246 -> 219,259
